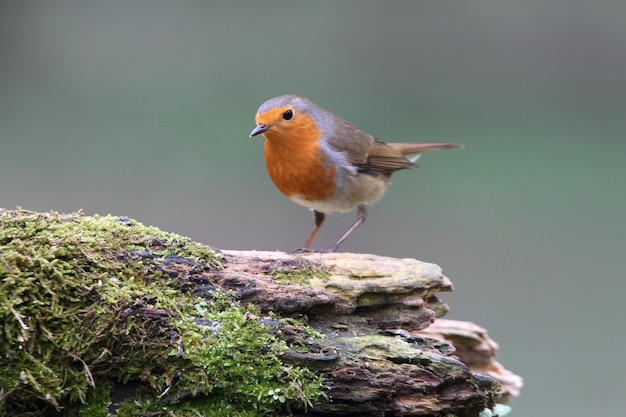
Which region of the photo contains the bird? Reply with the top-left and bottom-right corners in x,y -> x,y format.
249,94 -> 461,253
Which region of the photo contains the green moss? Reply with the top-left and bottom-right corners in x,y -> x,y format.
66,379 -> 113,417
0,209 -> 325,416
117,396 -> 263,417
268,264 -> 330,287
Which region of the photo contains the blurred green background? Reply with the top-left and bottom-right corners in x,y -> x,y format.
1,1 -> 624,415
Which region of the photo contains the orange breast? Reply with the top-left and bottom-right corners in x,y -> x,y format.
263,132 -> 336,203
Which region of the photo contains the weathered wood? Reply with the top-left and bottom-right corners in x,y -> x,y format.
199,250 -> 518,416
215,250 -> 451,328
417,319 -> 523,400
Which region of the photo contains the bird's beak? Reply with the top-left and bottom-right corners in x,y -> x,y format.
249,124 -> 272,137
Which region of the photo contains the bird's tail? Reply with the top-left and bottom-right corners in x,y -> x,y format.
388,142 -> 462,163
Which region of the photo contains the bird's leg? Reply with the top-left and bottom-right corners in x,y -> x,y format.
294,206 -> 367,253
304,210 -> 325,249
324,204 -> 367,252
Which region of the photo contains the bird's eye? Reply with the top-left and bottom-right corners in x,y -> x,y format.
282,109 -> 293,120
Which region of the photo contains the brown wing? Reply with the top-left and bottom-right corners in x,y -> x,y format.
322,115 -> 413,174
323,113 -> 460,174
359,139 -> 416,173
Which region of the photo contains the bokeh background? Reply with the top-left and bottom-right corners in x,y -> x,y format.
1,1 -> 624,415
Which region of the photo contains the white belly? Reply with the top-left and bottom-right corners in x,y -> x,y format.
289,172 -> 392,213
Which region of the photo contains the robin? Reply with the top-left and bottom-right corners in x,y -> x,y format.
249,94 -> 461,253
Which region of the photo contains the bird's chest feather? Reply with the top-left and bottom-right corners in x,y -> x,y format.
264,138 -> 336,202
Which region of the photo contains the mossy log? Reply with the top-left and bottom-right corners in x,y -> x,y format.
0,209 -> 521,417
